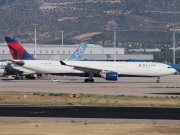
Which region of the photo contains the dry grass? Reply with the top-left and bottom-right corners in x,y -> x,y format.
0,91 -> 180,107
0,121 -> 179,135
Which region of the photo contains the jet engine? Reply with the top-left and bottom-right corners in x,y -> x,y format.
100,72 -> 118,81
0,68 -> 6,76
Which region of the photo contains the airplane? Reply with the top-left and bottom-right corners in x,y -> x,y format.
2,37 -> 88,79
0,37 -> 37,79
5,37 -> 176,83
0,60 -> 36,79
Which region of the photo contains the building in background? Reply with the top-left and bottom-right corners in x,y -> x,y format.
0,43 -> 153,61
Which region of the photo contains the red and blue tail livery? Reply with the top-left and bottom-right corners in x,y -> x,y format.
5,37 -> 35,60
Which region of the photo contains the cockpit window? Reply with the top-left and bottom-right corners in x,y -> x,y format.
168,66 -> 172,68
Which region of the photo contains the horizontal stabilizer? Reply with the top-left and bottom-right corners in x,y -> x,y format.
7,60 -> 25,66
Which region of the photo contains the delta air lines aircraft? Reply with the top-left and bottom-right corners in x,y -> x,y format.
5,37 -> 176,83
2,37 -> 87,79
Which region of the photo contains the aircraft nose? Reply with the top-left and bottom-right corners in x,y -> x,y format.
171,68 -> 177,74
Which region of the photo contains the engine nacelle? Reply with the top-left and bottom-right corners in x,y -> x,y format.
0,68 -> 6,76
101,72 -> 118,81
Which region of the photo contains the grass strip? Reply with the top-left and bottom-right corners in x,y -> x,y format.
0,91 -> 180,107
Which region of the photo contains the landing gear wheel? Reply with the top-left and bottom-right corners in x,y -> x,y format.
90,79 -> 94,82
84,78 -> 94,82
156,77 -> 160,83
84,79 -> 89,82
156,80 -> 160,83
15,77 -> 19,80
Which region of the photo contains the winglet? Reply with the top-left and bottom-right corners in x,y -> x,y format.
5,37 -> 35,60
65,41 -> 88,61
60,61 -> 67,65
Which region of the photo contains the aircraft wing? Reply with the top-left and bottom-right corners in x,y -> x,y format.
60,61 -> 109,74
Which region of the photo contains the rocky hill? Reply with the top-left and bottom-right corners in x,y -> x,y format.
0,0 -> 180,47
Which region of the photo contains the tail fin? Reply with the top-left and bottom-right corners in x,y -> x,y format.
66,41 -> 88,61
5,37 -> 35,60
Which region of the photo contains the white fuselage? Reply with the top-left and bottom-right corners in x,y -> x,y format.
19,60 -> 176,77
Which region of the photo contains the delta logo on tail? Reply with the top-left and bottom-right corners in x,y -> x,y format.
5,37 -> 35,60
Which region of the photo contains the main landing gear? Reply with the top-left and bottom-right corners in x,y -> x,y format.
156,77 -> 160,83
84,73 -> 94,83
84,78 -> 94,82
15,76 -> 24,80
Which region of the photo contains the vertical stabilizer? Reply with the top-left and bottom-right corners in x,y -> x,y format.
66,41 -> 88,61
5,37 -> 35,60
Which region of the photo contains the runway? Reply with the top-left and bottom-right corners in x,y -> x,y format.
0,75 -> 180,97
0,105 -> 180,120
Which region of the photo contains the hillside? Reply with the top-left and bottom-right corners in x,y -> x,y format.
0,0 -> 180,47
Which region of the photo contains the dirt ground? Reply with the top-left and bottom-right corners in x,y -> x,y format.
0,121 -> 180,135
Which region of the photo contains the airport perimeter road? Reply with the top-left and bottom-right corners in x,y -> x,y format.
0,75 -> 180,97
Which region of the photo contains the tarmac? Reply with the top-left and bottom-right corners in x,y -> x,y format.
0,75 -> 180,97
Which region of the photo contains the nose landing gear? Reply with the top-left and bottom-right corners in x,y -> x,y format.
156,77 -> 160,83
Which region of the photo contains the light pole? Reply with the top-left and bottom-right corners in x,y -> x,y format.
34,24 -> 38,59
169,28 -> 180,64
61,31 -> 64,46
113,27 -> 118,62
173,32 -> 175,64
